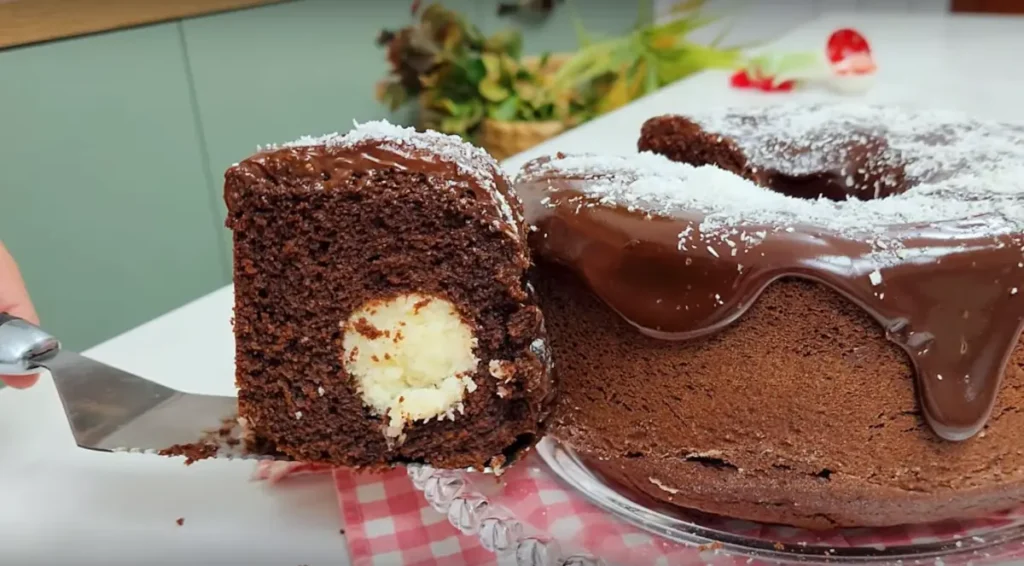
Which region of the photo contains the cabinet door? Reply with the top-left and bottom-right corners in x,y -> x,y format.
180,0 -> 481,258
0,23 -> 227,350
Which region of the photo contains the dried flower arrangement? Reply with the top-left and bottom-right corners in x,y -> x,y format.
375,1 -> 742,158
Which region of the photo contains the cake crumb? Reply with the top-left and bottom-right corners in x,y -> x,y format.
774,542 -> 785,551
698,541 -> 724,552
412,297 -> 432,313
649,477 -> 680,495
351,317 -> 384,339
488,360 -> 514,382
159,442 -> 218,465
217,420 -> 234,437
176,517 -> 184,526
489,454 -> 507,475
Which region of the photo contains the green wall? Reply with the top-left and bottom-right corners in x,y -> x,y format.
0,0 -> 649,351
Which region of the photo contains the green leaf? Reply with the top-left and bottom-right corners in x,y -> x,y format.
564,0 -> 595,47
439,115 -> 473,135
481,53 -> 502,80
460,57 -> 487,85
465,98 -> 486,124
643,54 -> 659,93
488,95 -> 520,121
484,28 -> 523,59
550,37 -> 630,88
769,52 -> 820,77
662,42 -> 741,67
708,15 -> 736,48
648,11 -> 717,38
437,97 -> 485,137
437,97 -> 462,116
533,102 -> 556,121
573,18 -> 594,47
652,43 -> 740,85
479,79 -> 510,102
538,52 -> 551,70
669,0 -> 707,14
634,0 -> 653,29
376,80 -> 409,111
499,53 -> 520,76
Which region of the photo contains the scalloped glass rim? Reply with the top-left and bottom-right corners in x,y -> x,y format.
407,455 -> 606,566
409,437 -> 1024,566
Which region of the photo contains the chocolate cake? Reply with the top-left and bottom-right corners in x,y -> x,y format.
516,104 -> 1024,529
224,121 -> 553,471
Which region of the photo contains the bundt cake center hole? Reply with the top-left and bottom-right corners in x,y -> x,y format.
764,173 -> 907,202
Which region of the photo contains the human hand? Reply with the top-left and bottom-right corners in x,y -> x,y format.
1,241 -> 40,388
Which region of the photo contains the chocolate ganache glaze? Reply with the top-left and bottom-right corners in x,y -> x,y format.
238,122 -> 528,245
516,104 -> 1024,442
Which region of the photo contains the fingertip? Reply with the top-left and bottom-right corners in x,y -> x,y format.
1,374 -> 39,389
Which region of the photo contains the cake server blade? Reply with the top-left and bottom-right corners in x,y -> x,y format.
0,313 -> 284,462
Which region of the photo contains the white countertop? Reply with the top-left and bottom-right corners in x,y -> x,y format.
3,12 -> 1024,565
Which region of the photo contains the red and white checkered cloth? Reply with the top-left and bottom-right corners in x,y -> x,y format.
253,457 -> 1024,565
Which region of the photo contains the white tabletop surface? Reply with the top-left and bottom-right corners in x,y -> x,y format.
4,12 -> 1024,565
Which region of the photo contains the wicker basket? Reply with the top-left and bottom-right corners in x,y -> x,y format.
477,118 -> 566,161
418,53 -> 572,161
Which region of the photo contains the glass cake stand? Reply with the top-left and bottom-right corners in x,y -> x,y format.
408,438 -> 1024,566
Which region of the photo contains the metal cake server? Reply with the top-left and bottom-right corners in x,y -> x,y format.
0,313 -> 277,461
0,313 -> 507,472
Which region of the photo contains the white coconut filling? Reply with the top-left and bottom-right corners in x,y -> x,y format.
341,293 -> 479,437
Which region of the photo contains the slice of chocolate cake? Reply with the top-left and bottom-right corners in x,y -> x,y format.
224,121 -> 553,471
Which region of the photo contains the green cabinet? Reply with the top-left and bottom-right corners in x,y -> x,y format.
0,23 -> 227,351
180,0 -> 483,260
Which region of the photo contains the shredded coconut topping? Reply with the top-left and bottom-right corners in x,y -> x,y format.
262,120 -> 522,239
519,104 -> 1024,257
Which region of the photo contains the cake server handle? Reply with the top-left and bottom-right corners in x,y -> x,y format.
0,313 -> 61,376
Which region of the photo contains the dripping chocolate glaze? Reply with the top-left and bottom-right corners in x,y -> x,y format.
515,105 -> 1024,442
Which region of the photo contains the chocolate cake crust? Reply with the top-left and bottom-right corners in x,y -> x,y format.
533,262 -> 1024,529
225,123 -> 554,470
